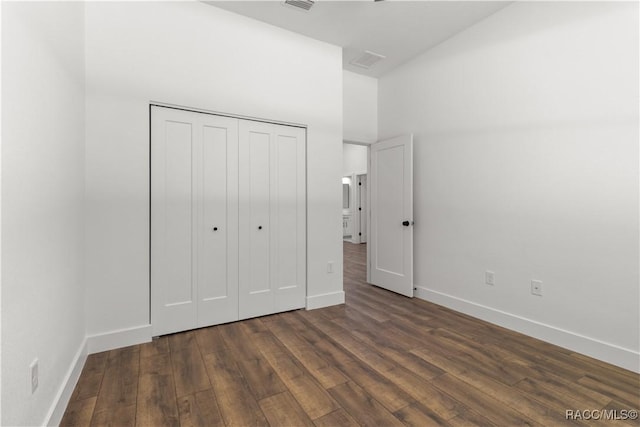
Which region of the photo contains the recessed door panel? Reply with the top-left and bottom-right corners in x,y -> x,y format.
201,125 -> 228,298
249,130 -> 271,294
198,116 -> 239,326
164,120 -> 194,304
376,145 -> 404,274
276,134 -> 297,289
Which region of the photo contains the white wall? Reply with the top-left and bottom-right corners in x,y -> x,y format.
2,2 -> 86,425
84,1 -> 344,338
343,144 -> 368,176
343,70 -> 377,144
379,2 -> 639,370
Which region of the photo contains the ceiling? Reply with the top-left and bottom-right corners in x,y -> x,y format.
206,1 -> 511,78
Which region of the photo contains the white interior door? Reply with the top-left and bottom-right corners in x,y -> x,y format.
238,120 -> 306,318
369,134 -> 414,297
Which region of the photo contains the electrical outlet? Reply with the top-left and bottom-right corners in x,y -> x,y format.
531,280 -> 543,296
485,270 -> 495,286
30,359 -> 39,394
327,261 -> 335,274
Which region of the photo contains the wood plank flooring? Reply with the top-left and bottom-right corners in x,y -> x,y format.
62,242 -> 640,426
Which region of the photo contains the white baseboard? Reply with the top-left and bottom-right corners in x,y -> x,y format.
44,338 -> 88,426
415,286 -> 640,373
86,324 -> 152,354
306,291 -> 345,310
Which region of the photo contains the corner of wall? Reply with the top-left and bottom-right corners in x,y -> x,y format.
86,325 -> 152,355
43,339 -> 88,427
306,291 -> 345,310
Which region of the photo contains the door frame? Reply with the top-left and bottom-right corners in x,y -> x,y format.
349,170 -> 367,244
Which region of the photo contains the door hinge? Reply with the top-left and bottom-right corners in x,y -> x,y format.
359,232 -> 361,236
359,207 -> 361,211
359,182 -> 362,186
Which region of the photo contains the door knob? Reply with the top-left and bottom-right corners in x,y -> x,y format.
258,226 -> 263,230
213,227 -> 218,231
402,220 -> 411,226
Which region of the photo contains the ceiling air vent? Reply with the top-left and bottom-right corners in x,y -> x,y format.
350,51 -> 386,69
282,0 -> 315,12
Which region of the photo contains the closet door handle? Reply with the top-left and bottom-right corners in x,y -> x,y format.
212,227 -> 218,231
258,226 -> 263,230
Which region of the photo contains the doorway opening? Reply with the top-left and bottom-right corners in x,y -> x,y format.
343,135 -> 415,298
343,141 -> 369,285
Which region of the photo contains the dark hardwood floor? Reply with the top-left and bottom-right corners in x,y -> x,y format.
62,242 -> 640,426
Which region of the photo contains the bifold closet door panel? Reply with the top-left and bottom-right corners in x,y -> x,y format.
197,114 -> 239,327
239,120 -> 306,319
151,107 -> 198,336
153,106 -> 306,334
239,120 -> 274,319
151,106 -> 239,336
272,124 -> 306,313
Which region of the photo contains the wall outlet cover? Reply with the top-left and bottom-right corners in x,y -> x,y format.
485,271 -> 495,286
531,279 -> 543,296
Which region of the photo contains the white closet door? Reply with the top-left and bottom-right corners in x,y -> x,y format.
238,121 -> 306,318
151,107 -> 198,335
197,114 -> 239,327
152,107 -> 239,335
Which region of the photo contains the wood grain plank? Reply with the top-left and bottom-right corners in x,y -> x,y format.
140,337 -> 169,359
91,405 -> 136,427
71,353 -> 107,402
252,332 -> 340,419
178,389 -> 225,427
515,377 -> 612,413
136,353 -> 179,427
328,381 -> 404,427
236,357 -> 287,400
430,374 -> 540,427
312,408 -> 360,427
381,365 -> 462,420
447,369 -> 585,426
203,351 -> 268,427
284,374 -> 340,420
601,400 -> 640,426
169,332 -> 210,397
393,402 -> 452,427
195,327 -> 227,356
60,397 -> 97,427
577,375 -> 640,409
93,347 -> 139,415
259,391 -> 315,427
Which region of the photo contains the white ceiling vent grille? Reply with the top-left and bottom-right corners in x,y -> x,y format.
350,51 -> 386,69
282,0 -> 315,12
